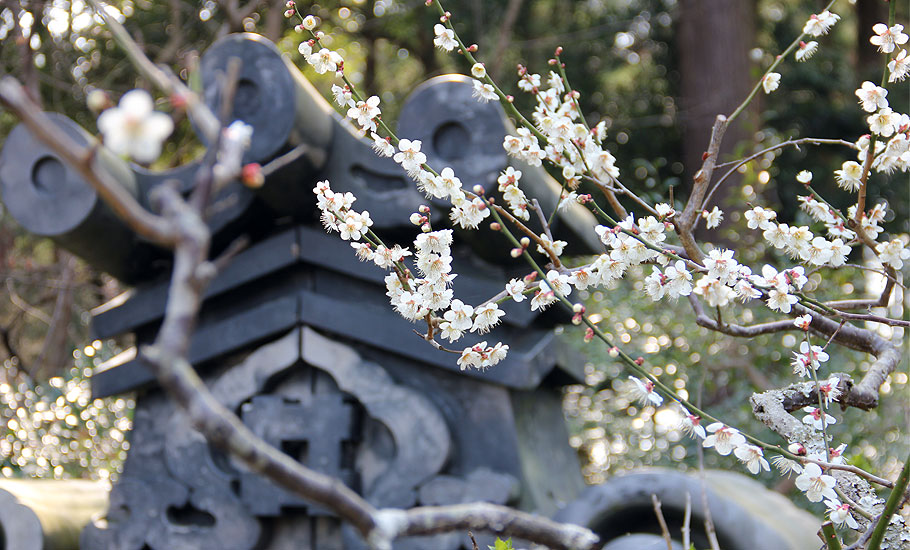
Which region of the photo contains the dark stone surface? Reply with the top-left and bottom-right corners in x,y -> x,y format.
554,468 -> 822,550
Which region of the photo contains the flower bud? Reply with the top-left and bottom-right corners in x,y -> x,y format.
572,303 -> 585,313
555,46 -> 564,56
409,213 -> 424,225
519,237 -> 530,248
418,204 -> 431,214
489,222 -> 501,231
86,89 -> 111,113
472,184 -> 484,195
634,357 -> 644,366
584,328 -> 594,342
510,247 -> 523,258
421,222 -> 432,233
241,163 -> 264,188
471,63 -> 486,79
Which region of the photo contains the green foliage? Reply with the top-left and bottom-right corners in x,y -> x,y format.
489,537 -> 514,550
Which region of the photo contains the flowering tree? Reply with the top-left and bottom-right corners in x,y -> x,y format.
0,0 -> 908,549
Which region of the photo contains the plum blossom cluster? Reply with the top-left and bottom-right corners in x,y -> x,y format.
325,189 -> 511,369
505,65 -> 618,184
286,7 -> 910,540
746,205 -> 852,270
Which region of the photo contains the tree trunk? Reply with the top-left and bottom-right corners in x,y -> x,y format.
678,0 -> 756,233
856,0 -> 887,80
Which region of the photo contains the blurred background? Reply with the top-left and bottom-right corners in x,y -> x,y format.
0,0 -> 906,521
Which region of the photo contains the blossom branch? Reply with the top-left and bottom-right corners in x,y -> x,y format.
0,77 -> 178,247
703,137 -> 856,213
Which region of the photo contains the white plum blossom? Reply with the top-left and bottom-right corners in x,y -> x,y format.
795,41 -> 818,62
703,423 -> 746,456
745,206 -> 777,230
505,279 -> 527,302
868,107 -> 900,137
544,270 -> 572,297
97,89 -> 174,163
472,80 -> 497,103
457,341 -> 509,370
870,23 -> 908,54
537,234 -> 567,257
471,63 -> 486,79
827,238 -> 851,267
763,223 -> 791,248
766,287 -> 797,313
307,48 -> 343,74
796,170 -> 813,184
449,196 -> 490,229
734,444 -> 770,474
444,299 -> 474,332
393,139 -> 427,176
826,500 -> 859,529
889,49 -> 910,82
415,229 -> 453,255
702,206 -> 723,229
371,244 -> 410,269
802,236 -> 834,266
431,167 -> 464,201
762,72 -> 781,94
704,248 -> 738,285
471,302 -> 505,334
855,81 -> 889,113
791,352 -> 811,378
332,84 -> 355,108
802,406 -> 837,430
517,73 -> 541,93
644,267 -> 667,301
800,341 -> 829,368
628,376 -> 663,407
795,463 -> 837,502
793,314 -> 812,331
370,132 -> 395,157
694,277 -> 735,307
530,286 -> 557,311
433,24 -> 457,51
347,96 -> 381,132
818,376 -> 842,407
338,210 -> 373,241
664,261 -> 693,298
803,10 -> 840,37
834,160 -> 863,192
655,203 -> 675,219
679,411 -> 706,439
876,238 -> 910,269
771,455 -> 803,477
393,291 -> 428,321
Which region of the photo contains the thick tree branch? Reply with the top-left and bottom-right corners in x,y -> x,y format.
676,115 -> 728,262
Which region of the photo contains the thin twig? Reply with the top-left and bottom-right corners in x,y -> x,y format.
682,492 -> 692,550
651,494 -> 673,550
703,137 -> 856,212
